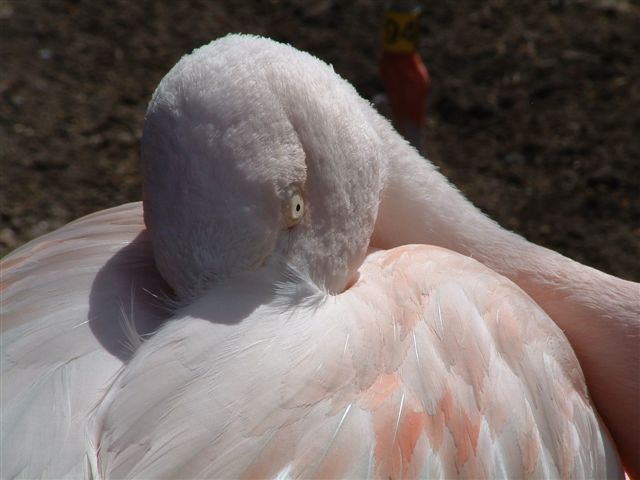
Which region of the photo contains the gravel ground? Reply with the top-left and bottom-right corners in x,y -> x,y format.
1,0 -> 638,280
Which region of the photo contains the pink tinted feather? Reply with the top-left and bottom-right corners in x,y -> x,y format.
88,245 -> 620,479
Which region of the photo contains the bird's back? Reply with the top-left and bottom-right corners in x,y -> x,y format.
89,244 -> 622,478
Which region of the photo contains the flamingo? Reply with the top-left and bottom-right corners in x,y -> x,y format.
1,34 -> 638,478
379,2 -> 430,154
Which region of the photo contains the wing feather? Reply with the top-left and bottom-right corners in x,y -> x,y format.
92,245 -> 622,479
1,202 -> 172,479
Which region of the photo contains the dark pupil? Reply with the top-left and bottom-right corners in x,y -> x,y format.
296,204 -> 301,212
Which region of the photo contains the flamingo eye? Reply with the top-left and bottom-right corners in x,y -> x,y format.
283,184 -> 304,228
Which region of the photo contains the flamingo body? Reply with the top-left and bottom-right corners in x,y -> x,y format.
1,204 -> 621,478
1,35 -> 635,478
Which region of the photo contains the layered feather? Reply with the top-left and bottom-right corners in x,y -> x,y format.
1,202 -> 171,479
90,245 -> 621,478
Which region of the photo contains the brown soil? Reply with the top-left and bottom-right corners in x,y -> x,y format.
1,0 -> 638,281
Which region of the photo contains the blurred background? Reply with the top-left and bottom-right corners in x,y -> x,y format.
0,0 -> 638,280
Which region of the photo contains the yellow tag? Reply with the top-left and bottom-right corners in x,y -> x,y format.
382,9 -> 420,53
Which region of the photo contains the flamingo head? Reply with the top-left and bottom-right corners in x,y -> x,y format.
142,35 -> 385,300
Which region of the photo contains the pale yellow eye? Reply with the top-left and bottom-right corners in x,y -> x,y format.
283,184 -> 304,228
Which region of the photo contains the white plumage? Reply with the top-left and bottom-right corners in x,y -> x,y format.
2,35 -> 637,478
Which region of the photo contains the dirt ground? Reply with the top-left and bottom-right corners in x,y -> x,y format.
1,0 -> 638,281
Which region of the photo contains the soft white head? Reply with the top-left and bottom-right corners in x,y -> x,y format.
142,35 -> 385,300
